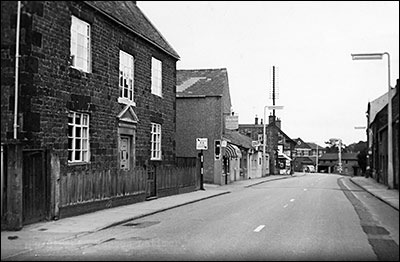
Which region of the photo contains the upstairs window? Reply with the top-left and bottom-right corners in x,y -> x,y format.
70,15 -> 91,72
68,111 -> 90,163
119,50 -> 134,102
151,57 -> 162,97
151,123 -> 161,160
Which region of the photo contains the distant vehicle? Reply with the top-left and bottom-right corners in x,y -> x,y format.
303,165 -> 315,173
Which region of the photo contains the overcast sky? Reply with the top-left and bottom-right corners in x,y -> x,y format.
138,1 -> 399,147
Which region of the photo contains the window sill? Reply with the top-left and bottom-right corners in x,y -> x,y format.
118,97 -> 136,107
68,161 -> 90,166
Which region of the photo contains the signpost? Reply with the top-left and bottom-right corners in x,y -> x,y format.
196,138 -> 208,190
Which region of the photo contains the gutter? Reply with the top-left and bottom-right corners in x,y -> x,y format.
13,1 -> 21,139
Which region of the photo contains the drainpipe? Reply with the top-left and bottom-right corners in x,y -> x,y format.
14,1 -> 21,140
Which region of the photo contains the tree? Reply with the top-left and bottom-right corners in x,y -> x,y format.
324,138 -> 347,153
348,141 -> 367,175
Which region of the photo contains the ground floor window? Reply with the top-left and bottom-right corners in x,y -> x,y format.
68,111 -> 90,163
151,123 -> 161,160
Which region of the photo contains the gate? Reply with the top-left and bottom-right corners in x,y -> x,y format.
146,165 -> 157,199
22,149 -> 49,225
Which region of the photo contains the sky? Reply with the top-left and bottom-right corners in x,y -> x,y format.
138,1 -> 399,147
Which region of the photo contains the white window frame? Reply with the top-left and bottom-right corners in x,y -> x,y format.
151,57 -> 162,97
118,50 -> 135,106
70,15 -> 91,72
68,111 -> 90,163
151,123 -> 162,160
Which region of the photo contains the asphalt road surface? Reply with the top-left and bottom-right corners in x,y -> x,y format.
6,173 -> 399,261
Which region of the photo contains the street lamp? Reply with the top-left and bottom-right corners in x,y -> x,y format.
351,52 -> 393,189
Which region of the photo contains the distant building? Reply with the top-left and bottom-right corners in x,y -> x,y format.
318,153 -> 360,176
176,68 -> 249,185
239,114 -> 296,175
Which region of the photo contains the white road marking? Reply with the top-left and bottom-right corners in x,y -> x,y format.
254,225 -> 265,232
290,199 -> 295,202
283,204 -> 289,208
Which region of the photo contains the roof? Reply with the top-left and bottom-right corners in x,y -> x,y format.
84,1 -> 180,60
368,87 -> 397,126
223,131 -> 253,149
294,138 -> 311,149
319,152 -> 358,161
177,68 -> 229,96
294,156 -> 314,163
267,124 -> 296,146
176,68 -> 232,114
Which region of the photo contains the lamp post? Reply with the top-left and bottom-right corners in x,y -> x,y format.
351,52 -> 393,189
263,105 -> 267,177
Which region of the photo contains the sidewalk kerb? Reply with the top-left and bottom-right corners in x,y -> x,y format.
99,190 -> 231,231
349,178 -> 399,211
245,175 -> 294,188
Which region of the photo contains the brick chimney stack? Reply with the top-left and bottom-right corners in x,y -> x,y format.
268,114 -> 275,124
255,115 -> 259,125
276,117 -> 281,129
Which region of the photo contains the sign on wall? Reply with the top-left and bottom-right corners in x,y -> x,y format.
225,115 -> 239,130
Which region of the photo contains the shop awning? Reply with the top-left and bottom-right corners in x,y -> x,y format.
224,143 -> 242,158
278,152 -> 292,161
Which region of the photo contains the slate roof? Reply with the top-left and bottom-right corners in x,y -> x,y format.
84,1 -> 180,60
294,138 -> 311,149
176,68 -> 229,97
223,131 -> 253,149
319,152 -> 358,161
294,156 -> 314,164
267,124 -> 296,146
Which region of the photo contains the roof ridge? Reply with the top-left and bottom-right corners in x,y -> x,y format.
177,68 -> 227,72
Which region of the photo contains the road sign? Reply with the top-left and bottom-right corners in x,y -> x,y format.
196,138 -> 208,150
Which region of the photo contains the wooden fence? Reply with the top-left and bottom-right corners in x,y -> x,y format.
60,158 -> 199,207
60,166 -> 147,207
156,164 -> 199,193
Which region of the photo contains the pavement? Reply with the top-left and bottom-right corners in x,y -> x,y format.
1,172 -> 398,260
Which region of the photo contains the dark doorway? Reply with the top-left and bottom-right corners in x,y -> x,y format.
22,150 -> 48,225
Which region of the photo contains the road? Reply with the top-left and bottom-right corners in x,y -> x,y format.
5,173 -> 399,261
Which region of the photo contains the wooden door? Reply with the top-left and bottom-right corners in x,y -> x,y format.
22,150 -> 48,225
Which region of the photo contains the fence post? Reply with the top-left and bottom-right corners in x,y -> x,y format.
5,142 -> 23,230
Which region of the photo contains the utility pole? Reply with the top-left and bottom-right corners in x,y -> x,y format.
272,66 -> 276,123
338,139 -> 342,174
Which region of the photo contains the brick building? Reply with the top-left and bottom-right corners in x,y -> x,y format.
1,1 -> 197,230
318,153 -> 360,176
366,79 -> 399,189
239,114 -> 296,175
176,68 -> 240,185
